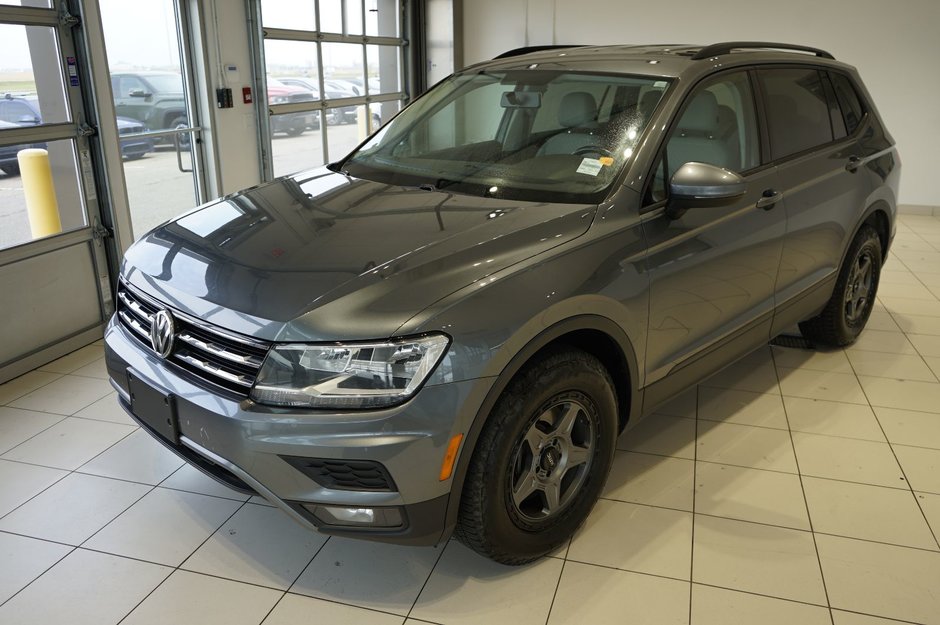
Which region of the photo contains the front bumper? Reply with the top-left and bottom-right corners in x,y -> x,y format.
104,315 -> 483,545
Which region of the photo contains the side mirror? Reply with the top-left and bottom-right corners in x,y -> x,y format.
16,115 -> 40,125
667,161 -> 746,217
128,89 -> 151,98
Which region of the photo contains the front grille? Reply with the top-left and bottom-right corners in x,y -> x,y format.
116,282 -> 270,397
118,125 -> 143,135
281,456 -> 398,492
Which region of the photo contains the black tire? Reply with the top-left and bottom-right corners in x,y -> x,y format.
455,347 -> 618,565
285,125 -> 305,137
169,116 -> 191,150
799,224 -> 882,346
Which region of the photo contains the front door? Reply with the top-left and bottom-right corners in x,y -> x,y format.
0,1 -> 115,381
640,70 -> 786,408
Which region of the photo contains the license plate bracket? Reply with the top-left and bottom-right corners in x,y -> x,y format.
127,370 -> 179,444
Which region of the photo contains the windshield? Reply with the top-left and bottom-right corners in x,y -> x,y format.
341,70 -> 670,203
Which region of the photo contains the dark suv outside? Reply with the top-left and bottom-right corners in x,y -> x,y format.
110,72 -> 187,136
105,42 -> 899,564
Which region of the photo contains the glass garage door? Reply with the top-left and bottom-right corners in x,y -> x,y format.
0,1 -> 114,382
251,0 -> 409,178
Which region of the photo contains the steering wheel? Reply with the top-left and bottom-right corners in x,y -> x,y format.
573,145 -> 613,158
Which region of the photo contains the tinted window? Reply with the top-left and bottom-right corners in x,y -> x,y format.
644,71 -> 759,206
758,68 -> 833,160
830,72 -> 865,135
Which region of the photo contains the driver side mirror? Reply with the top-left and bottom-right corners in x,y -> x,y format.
128,88 -> 151,98
666,161 -> 746,218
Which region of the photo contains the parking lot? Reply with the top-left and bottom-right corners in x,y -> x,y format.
0,124 -> 364,249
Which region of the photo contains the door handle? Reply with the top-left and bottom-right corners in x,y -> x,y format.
756,189 -> 782,210
846,155 -> 862,172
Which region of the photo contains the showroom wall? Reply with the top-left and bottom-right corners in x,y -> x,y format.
462,0 -> 940,208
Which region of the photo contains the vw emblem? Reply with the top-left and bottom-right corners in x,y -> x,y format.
150,308 -> 176,358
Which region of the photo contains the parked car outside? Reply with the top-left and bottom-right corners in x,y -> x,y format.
267,77 -> 318,136
106,42 -> 899,564
0,119 -> 44,176
276,76 -> 368,127
110,72 -> 187,136
0,94 -> 154,174
116,117 -> 154,160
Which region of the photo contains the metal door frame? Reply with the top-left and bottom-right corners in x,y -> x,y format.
0,1 -> 114,382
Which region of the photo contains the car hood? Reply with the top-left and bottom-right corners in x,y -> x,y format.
122,168 -> 596,341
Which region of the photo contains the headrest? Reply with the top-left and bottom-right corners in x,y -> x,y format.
680,91 -> 719,132
558,92 -> 598,128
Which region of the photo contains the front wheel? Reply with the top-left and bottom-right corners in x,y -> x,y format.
799,223 -> 882,346
455,347 -> 618,565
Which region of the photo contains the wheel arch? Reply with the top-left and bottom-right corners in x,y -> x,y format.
440,314 -> 642,539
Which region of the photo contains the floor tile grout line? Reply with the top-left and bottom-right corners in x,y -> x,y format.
0,372 -> 67,407
769,346 -> 835,625
403,540 -> 448,620
541,558 -> 568,625
0,544 -> 77,611
844,351 -> 940,552
615,448 -> 925,491
0,468 -> 73,525
254,589 -> 289,625
0,412 -> 70,459
75,483 -> 158,551
110,498 -> 253,625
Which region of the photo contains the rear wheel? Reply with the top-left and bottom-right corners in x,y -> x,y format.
456,347 -> 618,565
799,224 -> 882,346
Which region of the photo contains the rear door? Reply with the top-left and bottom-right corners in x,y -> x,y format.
755,67 -> 874,333
641,70 -> 786,405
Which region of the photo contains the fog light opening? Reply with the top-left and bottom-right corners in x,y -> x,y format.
306,504 -> 404,528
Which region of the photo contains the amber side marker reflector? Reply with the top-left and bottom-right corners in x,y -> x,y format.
439,433 -> 464,481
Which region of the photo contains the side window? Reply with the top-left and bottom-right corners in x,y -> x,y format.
119,75 -> 146,97
829,72 -> 865,135
644,72 -> 758,207
758,68 -> 833,160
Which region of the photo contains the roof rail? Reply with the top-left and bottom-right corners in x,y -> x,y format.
692,41 -> 835,60
493,45 -> 586,60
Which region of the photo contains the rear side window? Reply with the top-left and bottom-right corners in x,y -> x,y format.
829,72 -> 865,135
758,68 -> 833,160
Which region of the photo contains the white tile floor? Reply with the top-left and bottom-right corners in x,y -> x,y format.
1,214 -> 940,624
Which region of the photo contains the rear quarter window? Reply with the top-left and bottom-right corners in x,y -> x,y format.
829,72 -> 865,135
757,68 -> 833,161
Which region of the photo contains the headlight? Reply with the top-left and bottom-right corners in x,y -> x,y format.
270,95 -> 289,104
250,334 -> 450,409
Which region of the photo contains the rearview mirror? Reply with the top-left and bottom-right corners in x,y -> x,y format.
500,91 -> 541,108
667,161 -> 746,217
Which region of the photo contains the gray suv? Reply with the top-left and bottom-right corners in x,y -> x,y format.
105,42 -> 899,564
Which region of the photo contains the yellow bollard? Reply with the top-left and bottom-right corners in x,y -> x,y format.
18,148 -> 62,239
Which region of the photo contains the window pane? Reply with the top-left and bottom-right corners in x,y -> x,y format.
666,71 -> 759,177
0,0 -> 53,6
322,42 -> 365,91
759,69 -> 833,161
122,131 -> 197,236
0,139 -> 86,249
830,72 -> 864,135
367,45 -> 400,94
271,111 -> 323,177
326,110 -> 364,159
319,0 -> 343,33
370,100 -> 400,131
260,0 -> 316,30
100,0 -> 190,134
345,0 -> 364,35
0,24 -> 71,125
264,40 -> 320,97
366,0 -> 399,37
